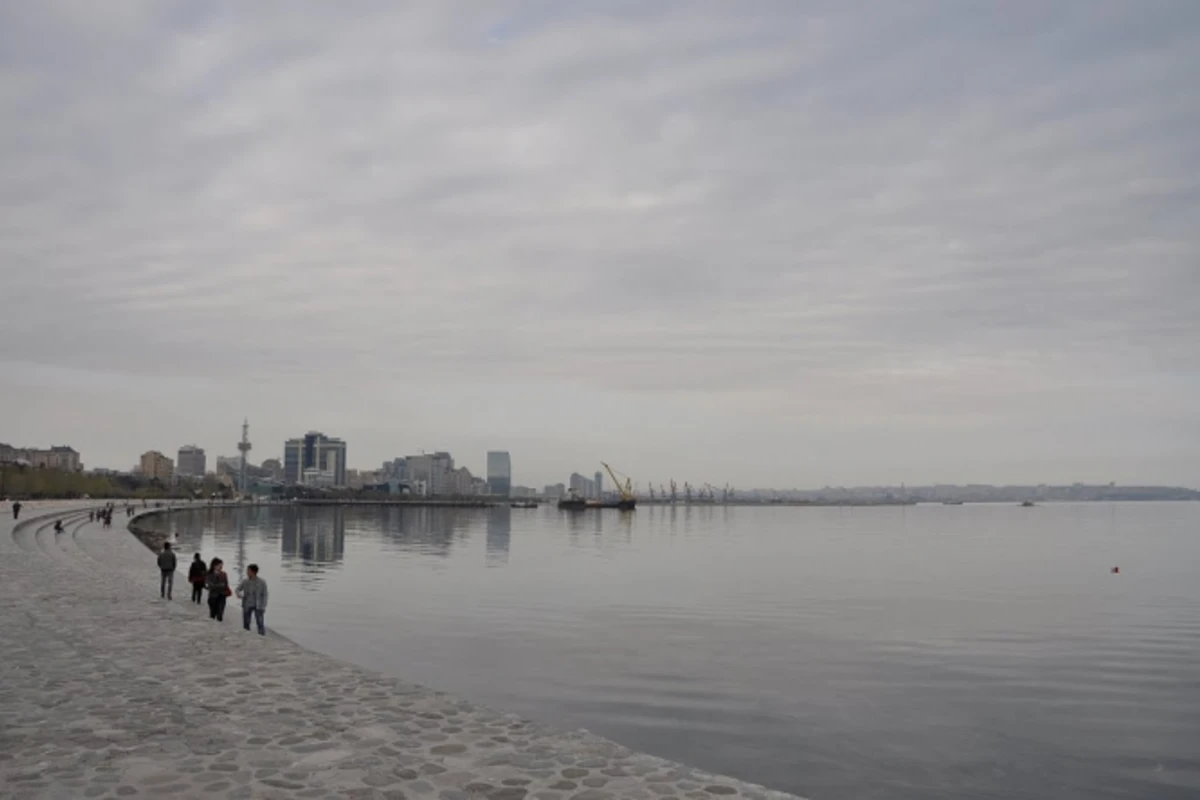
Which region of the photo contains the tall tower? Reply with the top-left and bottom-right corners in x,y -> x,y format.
237,418 -> 252,494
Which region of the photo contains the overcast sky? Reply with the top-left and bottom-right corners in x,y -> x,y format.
2,1 -> 1198,489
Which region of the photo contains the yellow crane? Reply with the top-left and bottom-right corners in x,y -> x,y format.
601,462 -> 635,503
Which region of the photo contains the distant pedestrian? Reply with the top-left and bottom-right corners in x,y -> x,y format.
157,542 -> 177,600
206,558 -> 229,621
53,520 -> 63,534
236,564 -> 268,635
89,510 -> 94,522
187,553 -> 207,604
11,501 -> 21,520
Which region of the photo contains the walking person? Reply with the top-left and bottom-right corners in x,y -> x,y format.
206,558 -> 229,621
187,553 -> 207,604
157,542 -> 177,600
11,500 -> 21,520
236,564 -> 269,635
53,520 -> 63,534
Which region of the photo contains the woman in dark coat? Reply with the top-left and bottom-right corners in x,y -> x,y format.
206,558 -> 229,621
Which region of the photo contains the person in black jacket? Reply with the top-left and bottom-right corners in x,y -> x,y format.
187,553 -> 207,604
157,542 -> 177,600
206,558 -> 229,621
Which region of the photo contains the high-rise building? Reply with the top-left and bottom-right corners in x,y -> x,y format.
486,451 -> 512,497
569,472 -> 596,498
381,457 -> 409,481
140,451 -> 174,484
448,466 -> 476,496
406,451 -> 454,495
594,471 -> 604,500
284,432 -> 347,486
176,445 -> 206,477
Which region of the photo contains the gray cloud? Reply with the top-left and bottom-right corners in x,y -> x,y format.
1,1 -> 1198,487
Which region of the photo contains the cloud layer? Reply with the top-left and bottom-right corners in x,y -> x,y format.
2,1 -> 1198,486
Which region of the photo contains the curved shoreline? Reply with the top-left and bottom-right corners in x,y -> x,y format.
0,500 -> 803,799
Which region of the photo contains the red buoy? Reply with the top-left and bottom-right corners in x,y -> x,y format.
1111,566 -> 1120,574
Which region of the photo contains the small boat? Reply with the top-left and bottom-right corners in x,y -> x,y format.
510,501 -> 538,509
1020,500 -> 1036,507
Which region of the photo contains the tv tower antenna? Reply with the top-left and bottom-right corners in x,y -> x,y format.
237,418 -> 252,495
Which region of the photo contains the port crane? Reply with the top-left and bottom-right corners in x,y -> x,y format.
601,462 -> 636,505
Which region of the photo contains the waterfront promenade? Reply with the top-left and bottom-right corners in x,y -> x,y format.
0,502 -> 800,800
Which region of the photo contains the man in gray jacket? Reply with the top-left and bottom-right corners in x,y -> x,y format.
236,564 -> 268,635
157,542 -> 177,600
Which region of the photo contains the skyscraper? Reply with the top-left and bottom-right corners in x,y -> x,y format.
284,432 -> 347,486
176,445 -> 206,477
486,451 -> 512,497
594,470 -> 604,500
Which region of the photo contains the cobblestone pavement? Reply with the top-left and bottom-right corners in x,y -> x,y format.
0,502 -> 803,800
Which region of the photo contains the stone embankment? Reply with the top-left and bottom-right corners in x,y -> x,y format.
0,501 -> 802,800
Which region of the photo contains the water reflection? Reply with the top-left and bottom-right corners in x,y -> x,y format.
174,510 -> 207,543
147,502 -> 1200,800
376,506 -> 474,557
280,507 -> 345,583
486,507 -> 511,566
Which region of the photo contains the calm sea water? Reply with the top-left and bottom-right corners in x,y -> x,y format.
157,503 -> 1200,799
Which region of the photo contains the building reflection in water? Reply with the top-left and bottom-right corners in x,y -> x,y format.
377,506 -> 471,558
280,507 -> 346,586
485,506 -> 511,566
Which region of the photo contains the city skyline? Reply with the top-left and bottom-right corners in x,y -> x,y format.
2,4 -> 1197,488
12,425 -> 1194,496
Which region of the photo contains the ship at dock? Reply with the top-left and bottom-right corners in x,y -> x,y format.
556,462 -> 637,510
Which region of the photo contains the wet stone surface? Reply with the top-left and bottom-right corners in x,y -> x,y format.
0,503 -> 802,799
